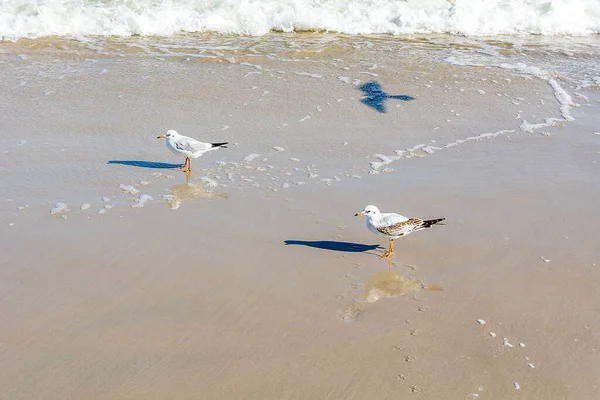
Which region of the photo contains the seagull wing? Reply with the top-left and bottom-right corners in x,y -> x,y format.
175,136 -> 213,154
377,216 -> 423,236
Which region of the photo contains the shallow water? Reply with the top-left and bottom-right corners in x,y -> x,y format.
1,33 -> 598,218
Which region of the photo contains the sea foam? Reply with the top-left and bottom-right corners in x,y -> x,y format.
2,0 -> 599,40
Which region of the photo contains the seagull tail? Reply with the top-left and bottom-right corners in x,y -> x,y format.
211,142 -> 229,148
421,218 -> 445,228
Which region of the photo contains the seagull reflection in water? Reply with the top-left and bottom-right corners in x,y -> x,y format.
163,183 -> 228,209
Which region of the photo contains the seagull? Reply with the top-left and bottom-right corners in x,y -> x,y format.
355,205 -> 444,259
157,130 -> 228,173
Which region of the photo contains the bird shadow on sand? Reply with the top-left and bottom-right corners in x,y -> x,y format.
107,160 -> 181,169
359,81 -> 415,113
284,240 -> 382,253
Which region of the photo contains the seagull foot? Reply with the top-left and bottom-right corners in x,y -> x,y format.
380,251 -> 393,259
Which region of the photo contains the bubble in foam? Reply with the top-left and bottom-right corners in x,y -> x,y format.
244,153 -> 260,163
131,194 -> 153,208
200,176 -> 219,188
119,184 -> 139,194
50,203 -> 68,214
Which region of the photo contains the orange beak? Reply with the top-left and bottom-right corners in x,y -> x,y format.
354,211 -> 364,216
157,135 -> 165,139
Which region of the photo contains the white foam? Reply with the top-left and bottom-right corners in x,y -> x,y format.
520,117 -> 563,133
295,72 -> 322,78
370,152 -> 404,171
131,194 -> 153,208
244,153 -> 260,163
338,76 -> 361,86
150,172 -> 174,179
496,63 -> 577,131
6,0 -> 598,39
119,184 -> 139,194
50,203 -> 67,214
160,194 -> 181,210
548,79 -> 576,121
370,130 -> 514,170
200,176 -> 219,187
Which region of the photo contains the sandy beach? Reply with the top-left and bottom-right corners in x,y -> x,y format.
2,33 -> 600,399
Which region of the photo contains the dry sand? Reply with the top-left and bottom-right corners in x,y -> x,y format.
1,36 -> 600,399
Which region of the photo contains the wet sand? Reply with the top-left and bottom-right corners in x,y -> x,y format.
1,37 -> 600,399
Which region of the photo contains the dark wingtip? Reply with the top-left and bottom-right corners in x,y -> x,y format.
422,218 -> 446,228
211,142 -> 229,148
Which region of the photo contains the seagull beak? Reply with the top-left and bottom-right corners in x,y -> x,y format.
157,135 -> 165,139
354,212 -> 364,216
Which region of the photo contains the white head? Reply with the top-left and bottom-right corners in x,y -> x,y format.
354,205 -> 380,217
157,130 -> 179,139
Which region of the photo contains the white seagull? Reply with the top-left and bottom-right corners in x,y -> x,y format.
157,129 -> 228,173
355,205 -> 445,259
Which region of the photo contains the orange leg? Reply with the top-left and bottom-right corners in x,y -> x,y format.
179,157 -> 191,171
178,158 -> 186,170
380,239 -> 394,259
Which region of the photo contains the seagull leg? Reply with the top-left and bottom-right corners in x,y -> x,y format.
179,157 -> 190,171
380,239 -> 394,259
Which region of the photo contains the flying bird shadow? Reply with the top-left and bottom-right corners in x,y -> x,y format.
359,81 -> 415,113
284,240 -> 382,253
107,160 -> 181,169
